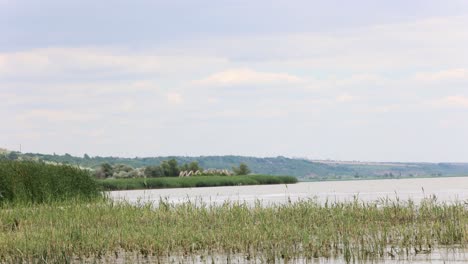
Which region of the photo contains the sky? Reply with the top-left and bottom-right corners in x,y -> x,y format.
1,0 -> 468,162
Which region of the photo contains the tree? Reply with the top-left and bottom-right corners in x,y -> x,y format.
161,159 -> 180,177
95,163 -> 113,178
128,169 -> 144,178
233,163 -> 251,175
180,161 -> 202,172
144,165 -> 165,178
180,163 -> 188,172
114,171 -> 131,178
7,152 -> 19,160
113,164 -> 133,173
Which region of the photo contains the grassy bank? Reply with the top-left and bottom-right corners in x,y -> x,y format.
97,175 -> 298,191
0,160 -> 101,204
0,197 -> 466,263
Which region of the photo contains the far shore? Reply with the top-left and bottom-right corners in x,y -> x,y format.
301,174 -> 468,182
97,175 -> 298,191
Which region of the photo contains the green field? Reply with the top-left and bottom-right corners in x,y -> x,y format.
98,175 -> 298,191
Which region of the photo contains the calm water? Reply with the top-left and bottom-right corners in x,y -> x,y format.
106,249 -> 467,264
109,177 -> 468,206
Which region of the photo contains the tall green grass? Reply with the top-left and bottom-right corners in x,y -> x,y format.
97,175 -> 298,191
0,197 -> 465,263
0,160 -> 101,204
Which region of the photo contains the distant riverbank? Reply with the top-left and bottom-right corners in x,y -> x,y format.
302,174 -> 468,182
98,175 -> 298,191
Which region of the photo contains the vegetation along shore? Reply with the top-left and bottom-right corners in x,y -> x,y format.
0,160 -> 467,263
0,160 -> 100,204
0,197 -> 466,263
5,149 -> 468,181
0,156 -> 297,193
98,175 -> 298,191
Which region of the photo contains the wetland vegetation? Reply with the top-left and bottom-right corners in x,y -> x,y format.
98,175 -> 298,191
0,160 -> 100,204
0,160 -> 467,263
0,197 -> 466,263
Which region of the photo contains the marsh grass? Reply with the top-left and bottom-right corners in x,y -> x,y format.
0,160 -> 101,204
98,175 -> 298,191
0,197 -> 466,263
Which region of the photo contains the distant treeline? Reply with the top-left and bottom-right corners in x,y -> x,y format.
4,151 -> 468,180
94,159 -> 250,179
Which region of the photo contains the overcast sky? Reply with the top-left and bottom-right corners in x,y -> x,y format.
1,0 -> 468,162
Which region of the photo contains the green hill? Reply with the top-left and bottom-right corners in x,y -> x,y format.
8,151 -> 468,181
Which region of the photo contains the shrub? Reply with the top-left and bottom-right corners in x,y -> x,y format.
161,159 -> 180,177
0,160 -> 101,204
232,163 -> 251,175
144,165 -> 165,177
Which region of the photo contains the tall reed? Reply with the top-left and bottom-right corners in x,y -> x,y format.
0,197 -> 465,263
0,160 -> 100,204
98,175 -> 298,191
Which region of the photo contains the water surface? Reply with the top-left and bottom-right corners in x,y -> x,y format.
109,177 -> 468,205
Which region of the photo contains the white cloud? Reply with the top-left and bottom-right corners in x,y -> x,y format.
166,92 -> 183,105
180,15 -> 468,73
336,94 -> 359,103
120,100 -> 136,112
414,68 -> 468,82
2,15 -> 468,160
193,68 -> 303,86
0,80 -> 166,112
0,48 -> 228,79
334,74 -> 386,86
368,104 -> 405,114
17,109 -> 102,122
429,96 -> 468,108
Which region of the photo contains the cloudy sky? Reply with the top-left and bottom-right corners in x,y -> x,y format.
1,0 -> 468,162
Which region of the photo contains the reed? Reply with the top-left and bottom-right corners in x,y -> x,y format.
98,175 -> 298,191
0,197 -> 466,263
0,160 -> 101,204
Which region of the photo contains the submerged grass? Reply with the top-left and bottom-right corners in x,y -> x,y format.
98,175 -> 298,191
0,197 -> 466,263
0,160 -> 101,204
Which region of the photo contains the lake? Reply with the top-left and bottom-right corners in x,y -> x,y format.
109,176 -> 468,206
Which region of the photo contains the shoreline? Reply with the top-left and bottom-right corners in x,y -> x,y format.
97,175 -> 298,191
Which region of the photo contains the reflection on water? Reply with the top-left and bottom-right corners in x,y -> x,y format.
89,248 -> 467,263
109,177 -> 468,206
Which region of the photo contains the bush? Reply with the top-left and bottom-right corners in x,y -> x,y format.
161,159 -> 180,177
144,165 -> 165,177
0,160 -> 101,204
233,163 -> 251,175
180,161 -> 203,172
